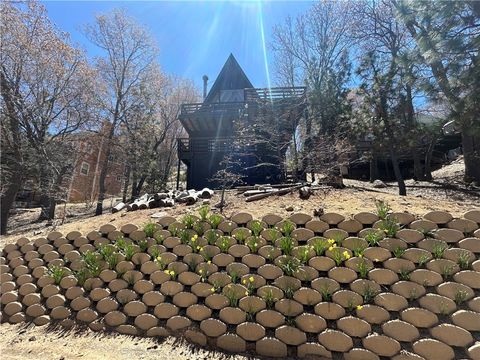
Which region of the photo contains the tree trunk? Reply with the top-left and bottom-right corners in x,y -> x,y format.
389,145 -> 407,196
0,173 -> 22,235
462,130 -> 480,183
412,150 -> 423,181
424,137 -> 437,181
37,166 -> 52,221
122,164 -> 130,203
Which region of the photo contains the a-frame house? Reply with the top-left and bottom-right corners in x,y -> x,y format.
177,54 -> 306,189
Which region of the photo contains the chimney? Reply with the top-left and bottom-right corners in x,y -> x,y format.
202,75 -> 208,100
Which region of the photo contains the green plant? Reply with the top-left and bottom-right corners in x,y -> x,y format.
246,237 -> 259,253
392,246 -> 406,258
418,254 -> 430,268
331,248 -> 351,266
210,280 -> 222,294
267,228 -> 280,242
73,268 -> 88,286
249,220 -> 263,237
181,214 -> 196,229
98,244 -> 114,260
169,226 -> 180,237
178,229 -> 190,244
352,243 -> 367,257
457,251 -> 471,270
198,205 -> 210,222
198,267 -> 208,282
233,228 -> 249,244
82,250 -> 102,277
126,273 -> 136,286
454,289 -> 468,305
187,258 -> 198,272
116,236 -> 127,250
193,222 -> 206,237
297,246 -> 311,265
432,243 -> 449,259
278,256 -> 300,276
330,233 -> 345,247
245,306 -> 257,322
441,264 -> 454,280
164,268 -> 178,280
219,236 -> 231,253
122,243 -> 136,261
229,270 -> 239,284
201,248 -> 213,262
419,228 -> 435,238
105,252 -> 120,270
138,239 -> 149,252
143,222 -> 157,238
150,246 -> 161,260
205,230 -> 218,245
279,236 -> 295,256
285,316 -> 296,327
209,214 -> 223,229
378,216 -> 400,237
375,199 -> 391,220
153,232 -> 164,245
319,285 -> 332,302
154,256 -> 166,270
224,284 -> 240,307
189,234 -> 202,253
364,230 -> 383,246
242,275 -> 256,295
281,220 -> 295,237
357,259 -> 371,279
398,268 -> 411,281
362,285 -> 377,304
311,238 -> 329,256
346,297 -> 356,312
284,283 -> 295,299
262,289 -> 277,309
47,265 -> 66,285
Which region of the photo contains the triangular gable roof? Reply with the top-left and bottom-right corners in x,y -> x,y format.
204,53 -> 254,103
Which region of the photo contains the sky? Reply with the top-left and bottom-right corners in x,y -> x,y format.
42,1 -> 314,91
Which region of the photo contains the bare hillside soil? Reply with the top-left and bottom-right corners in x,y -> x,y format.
0,157 -> 478,360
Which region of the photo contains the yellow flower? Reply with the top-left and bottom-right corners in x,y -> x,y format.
199,269 -> 203,274
210,288 -> 215,292
164,270 -> 169,274
249,276 -> 254,283
245,291 -> 249,296
328,246 -> 334,251
328,239 -> 335,244
169,270 -> 175,276
358,254 -> 363,258
197,246 -> 201,250
242,279 -> 247,285
194,234 -> 198,239
356,305 -> 363,310
156,256 -> 161,261
207,260 -> 211,264
191,237 -> 196,242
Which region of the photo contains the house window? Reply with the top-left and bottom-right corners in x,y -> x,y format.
80,162 -> 90,176
220,89 -> 244,102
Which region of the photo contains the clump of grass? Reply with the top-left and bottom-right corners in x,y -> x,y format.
432,243 -> 449,259
122,243 -> 136,261
246,237 -> 259,253
262,289 -> 278,309
178,229 -> 190,244
163,268 -> 178,280
278,256 -> 300,276
297,245 -> 311,265
209,214 -> 223,229
205,230 -> 219,246
233,228 -> 249,244
82,250 -> 102,277
457,251 -> 471,270
143,222 -> 157,238
454,289 -> 468,305
250,220 -> 263,237
357,259 -> 371,279
193,222 -> 206,237
267,228 -> 280,243
398,268 -> 411,281
281,220 -> 295,237
362,285 -> 378,304
224,284 -> 240,307
364,230 -> 383,246
73,268 -> 88,286
229,270 -> 239,284
331,248 -> 351,266
198,267 -> 208,282
242,275 -> 256,296
319,285 -> 332,302
198,205 -> 210,222
153,232 -> 164,245
352,243 -> 367,257
378,216 -> 400,237
392,247 -> 406,258
284,283 -> 295,299
245,306 -> 258,322
285,316 -> 296,327
311,238 -> 329,256
154,255 -> 166,270
375,199 -> 391,220
181,214 -> 197,229
138,239 -> 149,252
418,253 -> 430,268
105,252 -> 120,270
219,236 -> 231,253
47,265 -> 67,285
279,236 -> 295,256
441,264 -> 454,280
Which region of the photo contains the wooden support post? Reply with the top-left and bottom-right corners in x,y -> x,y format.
176,159 -> 181,190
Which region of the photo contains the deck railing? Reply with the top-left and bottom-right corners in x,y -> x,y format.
179,86 -> 306,117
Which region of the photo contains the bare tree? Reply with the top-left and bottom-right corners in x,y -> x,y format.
83,9 -> 159,215
1,2 -> 97,232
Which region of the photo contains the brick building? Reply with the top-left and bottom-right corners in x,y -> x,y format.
66,125 -> 124,202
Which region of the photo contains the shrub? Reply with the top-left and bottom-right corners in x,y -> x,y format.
143,222 -> 157,238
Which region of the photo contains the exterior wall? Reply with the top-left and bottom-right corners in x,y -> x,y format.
67,128 -> 124,202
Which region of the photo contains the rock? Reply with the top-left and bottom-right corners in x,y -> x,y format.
286,205 -> 294,212
373,180 -> 387,188
150,211 -> 168,219
299,186 -> 312,200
